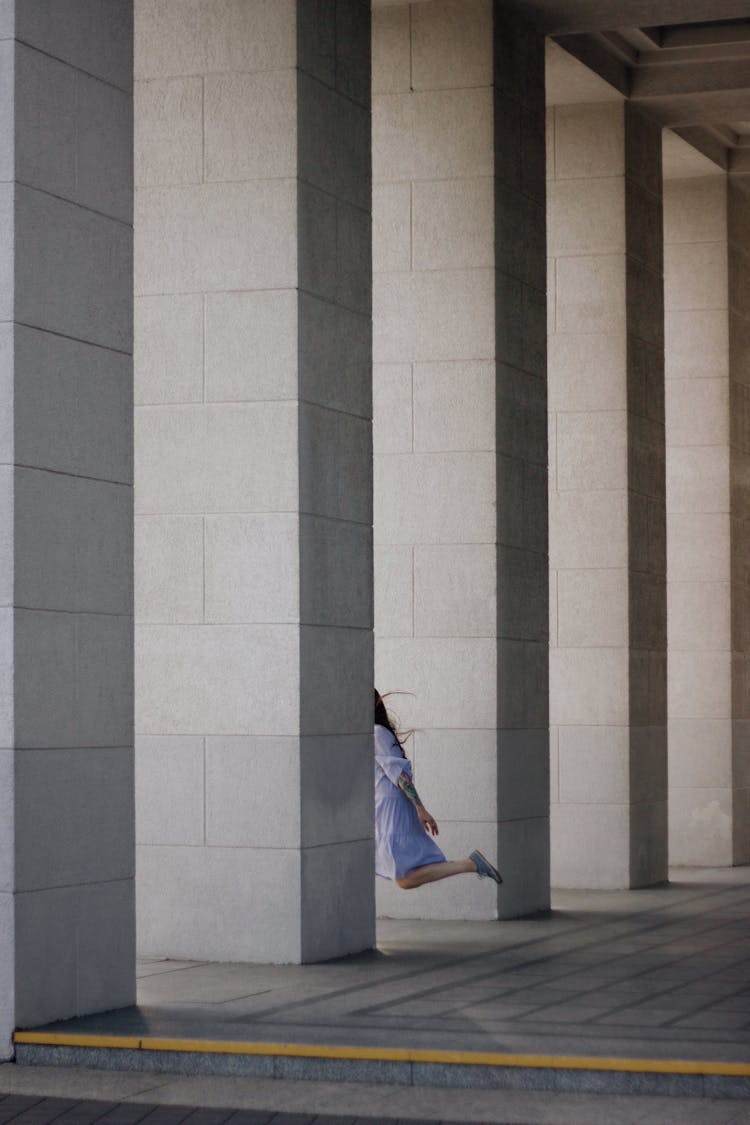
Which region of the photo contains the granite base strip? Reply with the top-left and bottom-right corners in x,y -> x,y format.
13,1043 -> 750,1099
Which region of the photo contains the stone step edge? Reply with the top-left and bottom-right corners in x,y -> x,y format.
12,1032 -> 750,1077
12,1031 -> 750,1101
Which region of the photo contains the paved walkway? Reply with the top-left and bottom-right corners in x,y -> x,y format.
4,1060 -> 750,1123
3,1065 -> 750,1124
11,867 -> 750,1108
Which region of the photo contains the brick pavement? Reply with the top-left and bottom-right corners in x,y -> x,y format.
0,1097 -> 446,1125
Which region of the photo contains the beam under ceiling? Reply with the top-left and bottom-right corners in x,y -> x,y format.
661,20 -> 750,47
672,126 -> 730,168
518,0 -> 750,36
633,59 -> 750,99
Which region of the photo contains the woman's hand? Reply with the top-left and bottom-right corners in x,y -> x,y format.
417,806 -> 439,836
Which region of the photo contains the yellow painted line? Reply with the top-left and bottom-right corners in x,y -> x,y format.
15,1033 -> 142,1051
12,1031 -> 750,1078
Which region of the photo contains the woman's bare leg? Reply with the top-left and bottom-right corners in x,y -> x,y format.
396,858 -> 476,889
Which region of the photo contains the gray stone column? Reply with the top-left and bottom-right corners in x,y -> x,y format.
625,107 -> 668,887
664,161 -> 750,867
371,0 -> 549,922
494,5 -> 550,917
665,164 -> 732,863
0,1 -> 135,1055
729,177 -> 750,864
134,0 -> 374,962
548,97 -> 667,888
372,0 -> 502,924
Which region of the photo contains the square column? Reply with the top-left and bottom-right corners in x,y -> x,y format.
548,99 -> 668,888
494,6 -> 550,916
373,0 -> 499,922
372,0 -> 549,920
665,160 -> 750,865
134,0 -> 374,963
729,178 -> 750,864
0,2 -> 135,1054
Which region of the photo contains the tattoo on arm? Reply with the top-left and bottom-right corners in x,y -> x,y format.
397,770 -> 423,808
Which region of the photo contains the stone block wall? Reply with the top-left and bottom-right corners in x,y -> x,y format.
624,108 -> 667,886
135,0 -> 302,961
373,0 -> 549,919
493,4 -> 550,915
134,0 -> 374,962
728,178 -> 750,863
372,0 -> 500,920
664,172 -> 734,864
547,94 -> 667,888
664,163 -> 750,867
548,98 -> 631,885
0,0 -> 135,1052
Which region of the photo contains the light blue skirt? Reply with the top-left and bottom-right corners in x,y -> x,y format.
375,789 -> 446,880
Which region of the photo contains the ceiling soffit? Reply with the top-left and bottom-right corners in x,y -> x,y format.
550,19 -> 750,173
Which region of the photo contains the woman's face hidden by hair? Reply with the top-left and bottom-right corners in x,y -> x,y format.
374,688 -> 389,728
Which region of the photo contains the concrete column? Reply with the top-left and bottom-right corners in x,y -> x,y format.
372,0 -> 498,922
728,178 -> 750,864
665,167 -> 731,863
664,155 -> 750,865
372,0 -> 548,920
134,0 -> 374,962
548,98 -> 668,888
0,2 -> 135,1055
494,5 -> 550,916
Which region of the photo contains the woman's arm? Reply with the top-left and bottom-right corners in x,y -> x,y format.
397,771 -> 439,836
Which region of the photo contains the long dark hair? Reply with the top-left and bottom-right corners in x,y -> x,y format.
374,689 -> 407,757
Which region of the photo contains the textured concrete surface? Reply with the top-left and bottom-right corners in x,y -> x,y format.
372,0 -> 549,926
0,0 -> 135,1055
372,0 -> 501,927
547,79 -> 668,890
727,176 -> 750,866
4,1071 -> 750,1125
664,167 -> 735,868
134,0 -> 374,964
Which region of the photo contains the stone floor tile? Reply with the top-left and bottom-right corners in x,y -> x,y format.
309,1116 -> 356,1125
5,1098 -> 83,1123
393,1119 -> 441,1125
262,1115 -> 316,1125
137,1108 -> 195,1124
673,1012 -> 750,1030
506,1091 -> 668,1125
517,1004 -> 614,1023
179,1111 -> 237,1125
220,1113 -> 274,1125
0,1065 -> 167,1104
597,1009 -> 683,1026
122,1078 -> 395,1120
54,1101 -> 121,1123
716,996 -> 750,1011
0,1087 -> 749,1125
0,1098 -> 44,1125
94,1105 -> 162,1124
137,965 -> 209,980
632,1096 -> 748,1124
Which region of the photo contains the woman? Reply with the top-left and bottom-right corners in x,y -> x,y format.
374,689 -> 502,889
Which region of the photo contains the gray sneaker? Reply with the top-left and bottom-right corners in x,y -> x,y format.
470,849 -> 503,884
